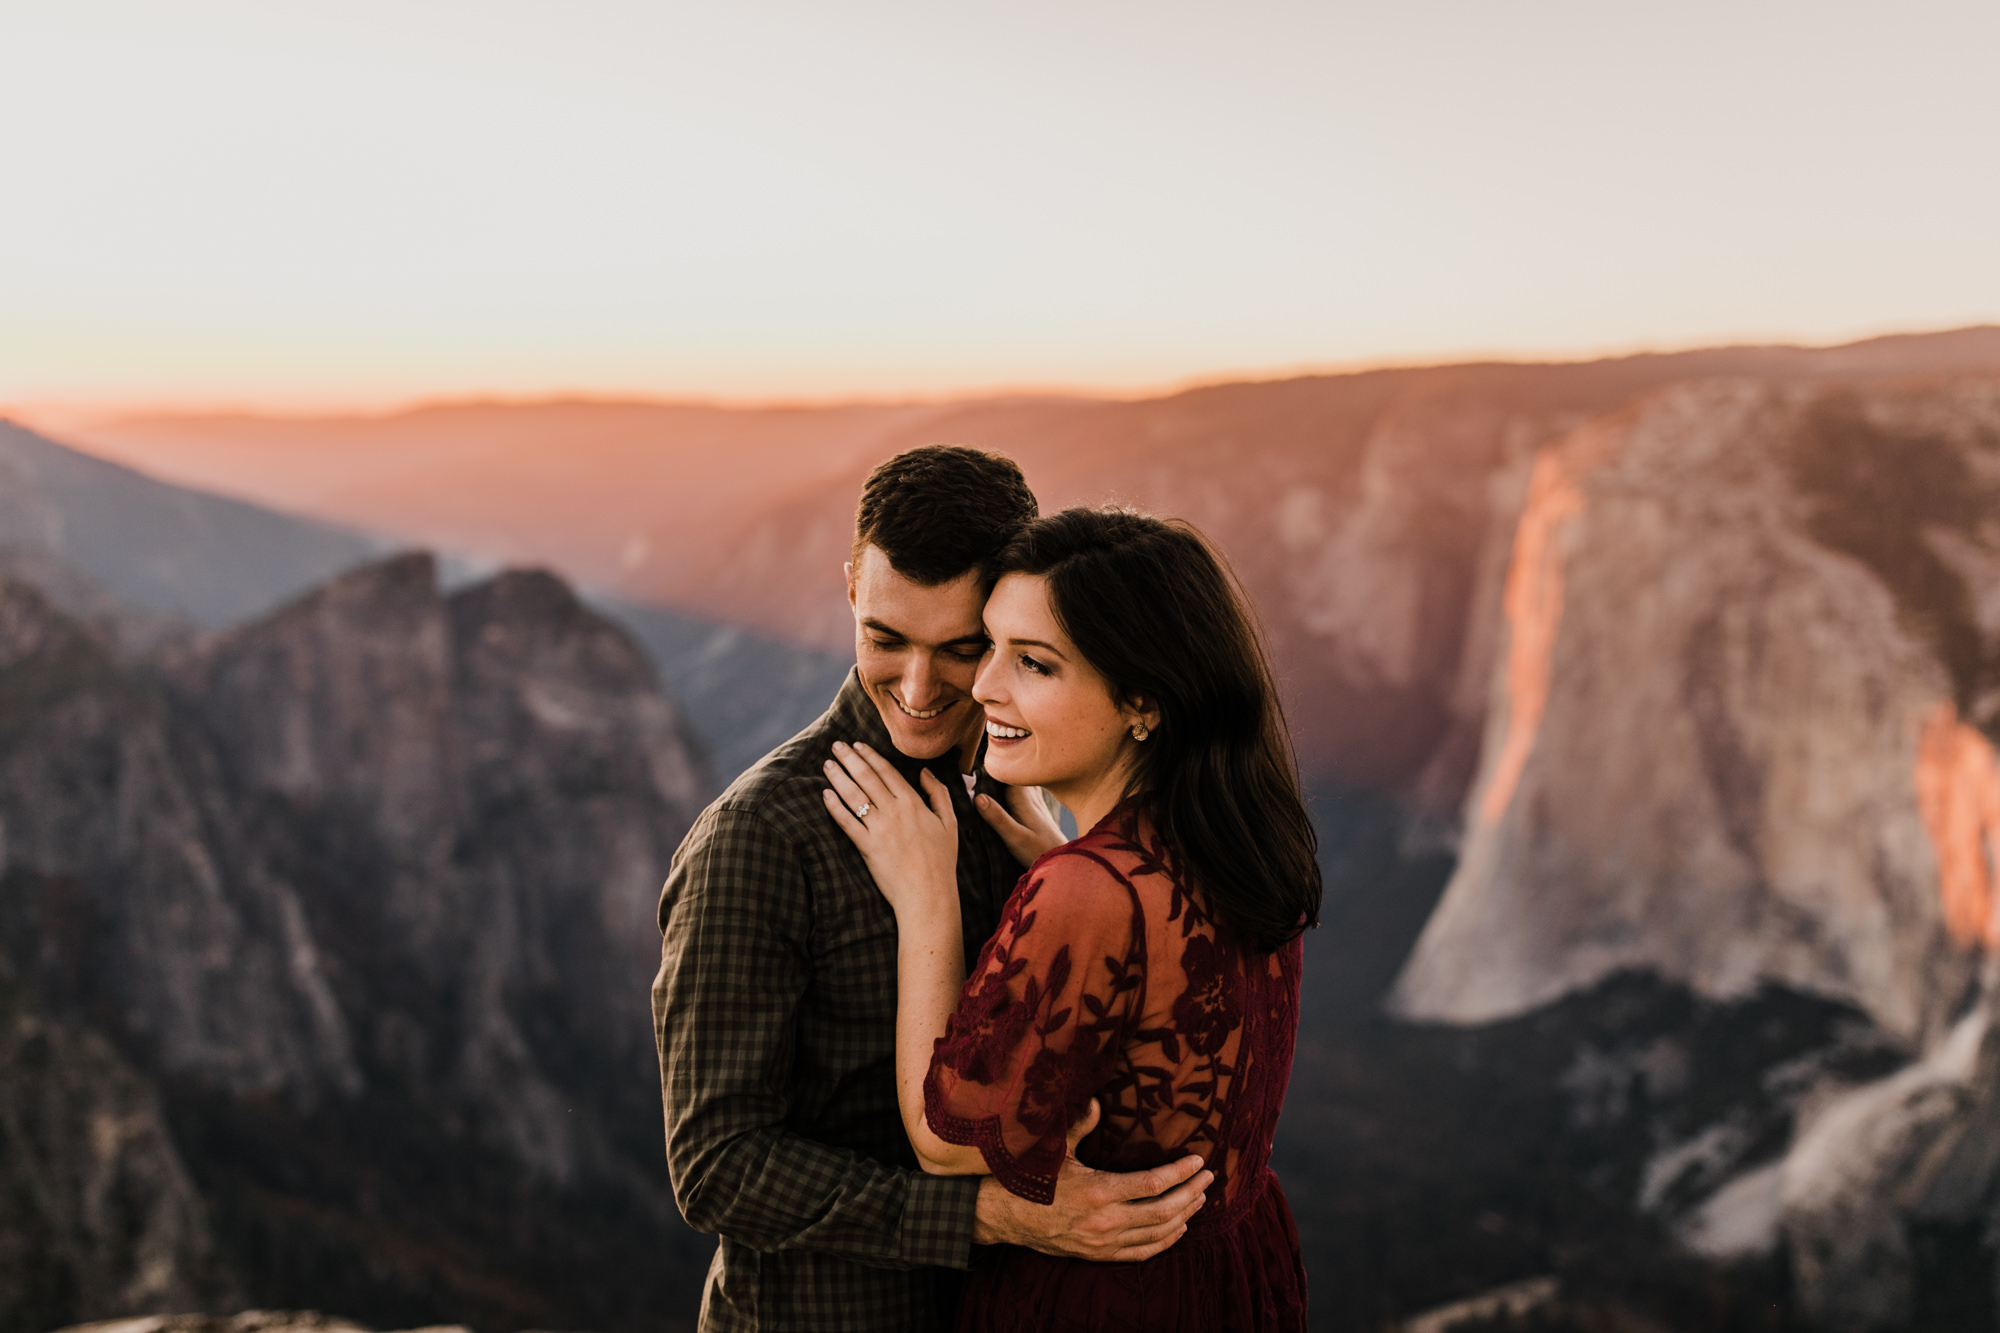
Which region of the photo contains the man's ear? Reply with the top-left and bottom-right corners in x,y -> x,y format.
845,561 -> 857,610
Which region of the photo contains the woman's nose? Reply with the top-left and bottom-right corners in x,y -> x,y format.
973,654 -> 1003,707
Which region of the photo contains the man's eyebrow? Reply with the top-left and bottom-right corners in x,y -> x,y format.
862,618 -> 988,649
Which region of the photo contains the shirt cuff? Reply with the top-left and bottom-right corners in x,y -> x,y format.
899,1171 -> 981,1270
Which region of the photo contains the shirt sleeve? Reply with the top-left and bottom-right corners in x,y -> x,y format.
921,848 -> 1146,1205
654,803 -> 978,1270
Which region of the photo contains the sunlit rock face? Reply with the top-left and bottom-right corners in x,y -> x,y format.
1392,381 -> 2000,1046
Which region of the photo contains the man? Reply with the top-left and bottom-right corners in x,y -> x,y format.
654,446 -> 1210,1332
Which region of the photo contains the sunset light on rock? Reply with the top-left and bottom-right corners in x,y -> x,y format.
1478,448 -> 1585,827
1916,704 -> 2000,951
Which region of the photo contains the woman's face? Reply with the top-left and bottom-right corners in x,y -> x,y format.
974,573 -> 1147,825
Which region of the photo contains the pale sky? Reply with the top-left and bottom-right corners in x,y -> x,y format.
4,0 -> 1998,414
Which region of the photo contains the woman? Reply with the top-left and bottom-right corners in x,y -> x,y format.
821,506 -> 1319,1331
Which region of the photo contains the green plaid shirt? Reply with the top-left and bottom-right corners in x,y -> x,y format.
654,669 -> 1018,1332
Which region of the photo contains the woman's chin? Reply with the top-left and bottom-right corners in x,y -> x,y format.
982,747 -> 1037,789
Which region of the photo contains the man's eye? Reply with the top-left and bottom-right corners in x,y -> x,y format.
948,644 -> 988,662
869,638 -> 904,652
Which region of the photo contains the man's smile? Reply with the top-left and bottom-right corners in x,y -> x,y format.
890,693 -> 951,720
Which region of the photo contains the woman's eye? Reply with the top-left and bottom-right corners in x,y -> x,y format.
1019,653 -> 1050,676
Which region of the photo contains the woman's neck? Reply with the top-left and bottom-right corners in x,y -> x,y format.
1050,756 -> 1137,835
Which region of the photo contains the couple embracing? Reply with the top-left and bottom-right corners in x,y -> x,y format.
653,447 -> 1318,1332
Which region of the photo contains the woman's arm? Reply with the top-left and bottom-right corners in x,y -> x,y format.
890,892 -> 987,1173
822,742 -> 988,1173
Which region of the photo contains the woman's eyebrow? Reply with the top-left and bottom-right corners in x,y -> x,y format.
998,635 -> 1069,660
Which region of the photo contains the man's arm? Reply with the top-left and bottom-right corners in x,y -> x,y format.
654,804 -> 978,1271
972,1100 -> 1213,1262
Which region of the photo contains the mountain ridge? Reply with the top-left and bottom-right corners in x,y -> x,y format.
50,327 -> 2000,795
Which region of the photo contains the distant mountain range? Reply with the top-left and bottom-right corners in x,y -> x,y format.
55,326 -> 2000,795
7,328 -> 2000,1330
0,420 -> 848,784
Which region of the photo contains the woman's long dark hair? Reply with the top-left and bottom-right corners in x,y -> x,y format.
994,506 -> 1321,952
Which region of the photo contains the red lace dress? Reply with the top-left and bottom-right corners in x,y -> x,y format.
925,807 -> 1307,1332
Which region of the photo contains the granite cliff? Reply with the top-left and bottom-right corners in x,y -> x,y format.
0,553 -> 713,1332
1387,380 -> 2000,1328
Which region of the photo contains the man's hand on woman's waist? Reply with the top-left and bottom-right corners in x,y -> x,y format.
968,1099 -> 1212,1262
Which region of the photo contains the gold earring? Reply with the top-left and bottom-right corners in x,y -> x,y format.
1130,723 -> 1150,741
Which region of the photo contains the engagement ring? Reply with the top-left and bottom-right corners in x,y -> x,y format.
853,802 -> 872,819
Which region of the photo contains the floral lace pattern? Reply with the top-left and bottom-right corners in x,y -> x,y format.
924,806 -> 1301,1226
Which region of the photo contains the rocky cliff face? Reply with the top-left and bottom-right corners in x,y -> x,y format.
0,554 -> 713,1333
0,573 -> 359,1099
155,553 -> 705,1182
0,960 -> 239,1333
1386,380 -> 2000,1328
1393,382 -> 2000,1040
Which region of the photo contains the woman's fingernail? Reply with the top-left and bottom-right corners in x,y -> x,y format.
855,742 -> 872,752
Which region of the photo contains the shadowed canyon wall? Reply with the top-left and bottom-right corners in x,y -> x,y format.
0,552 -> 715,1333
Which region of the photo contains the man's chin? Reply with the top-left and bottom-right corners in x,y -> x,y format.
872,701 -> 966,760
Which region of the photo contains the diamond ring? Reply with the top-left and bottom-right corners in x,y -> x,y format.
854,802 -> 872,819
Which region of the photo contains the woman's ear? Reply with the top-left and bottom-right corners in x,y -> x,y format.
1120,695 -> 1162,739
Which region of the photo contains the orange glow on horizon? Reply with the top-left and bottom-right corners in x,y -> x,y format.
13,324 -> 1985,439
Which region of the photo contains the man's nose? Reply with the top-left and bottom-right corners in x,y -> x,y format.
900,654 -> 941,708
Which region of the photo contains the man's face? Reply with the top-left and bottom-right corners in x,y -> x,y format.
847,544 -> 989,770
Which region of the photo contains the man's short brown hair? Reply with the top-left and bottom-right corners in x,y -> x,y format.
851,445 -> 1038,586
